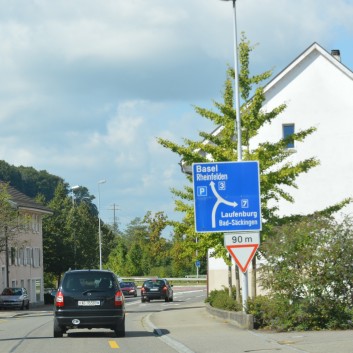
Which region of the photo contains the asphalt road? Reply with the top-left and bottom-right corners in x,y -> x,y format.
0,286 -> 352,353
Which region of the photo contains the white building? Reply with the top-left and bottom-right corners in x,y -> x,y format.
208,43 -> 353,294
0,183 -> 52,305
253,43 -> 353,217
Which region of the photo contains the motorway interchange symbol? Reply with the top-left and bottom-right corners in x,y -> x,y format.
210,181 -> 237,228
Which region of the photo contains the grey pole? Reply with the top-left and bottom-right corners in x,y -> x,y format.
221,0 -> 248,311
98,179 -> 106,270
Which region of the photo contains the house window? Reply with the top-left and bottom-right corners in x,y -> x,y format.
33,248 -> 41,268
32,214 -> 40,233
25,247 -> 32,266
19,248 -> 24,266
283,124 -> 295,148
10,247 -> 16,266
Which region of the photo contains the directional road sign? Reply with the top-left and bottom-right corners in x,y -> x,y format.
224,232 -> 260,273
193,161 -> 261,233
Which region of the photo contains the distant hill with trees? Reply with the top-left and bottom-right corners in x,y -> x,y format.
0,160 -> 64,202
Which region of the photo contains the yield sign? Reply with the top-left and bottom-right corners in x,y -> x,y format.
226,244 -> 259,273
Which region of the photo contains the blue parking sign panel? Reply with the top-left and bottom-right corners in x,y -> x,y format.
193,161 -> 262,233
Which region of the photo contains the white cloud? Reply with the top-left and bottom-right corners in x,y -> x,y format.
0,0 -> 352,229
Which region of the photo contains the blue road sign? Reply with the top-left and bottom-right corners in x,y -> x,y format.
195,260 -> 201,268
192,161 -> 261,233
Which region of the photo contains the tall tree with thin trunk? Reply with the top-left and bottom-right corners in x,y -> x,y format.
158,34 -> 348,297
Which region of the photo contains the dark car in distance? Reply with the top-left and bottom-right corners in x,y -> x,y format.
53,269 -> 125,338
0,287 -> 29,310
120,281 -> 138,297
141,278 -> 173,303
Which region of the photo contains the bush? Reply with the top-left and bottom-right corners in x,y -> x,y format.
205,287 -> 242,312
247,295 -> 353,331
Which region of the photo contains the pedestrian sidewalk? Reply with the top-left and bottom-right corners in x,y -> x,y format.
147,303 -> 353,353
0,304 -> 52,318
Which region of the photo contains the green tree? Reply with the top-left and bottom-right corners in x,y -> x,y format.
43,183 -> 73,284
0,183 -> 20,253
157,34 -> 346,293
257,215 -> 353,329
106,240 -> 128,275
106,213 -> 172,277
0,160 -> 64,202
68,201 -> 99,269
125,242 -> 143,275
43,182 -> 102,284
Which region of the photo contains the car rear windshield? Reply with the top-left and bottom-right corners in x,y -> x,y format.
120,282 -> 134,288
143,280 -> 165,288
62,273 -> 115,291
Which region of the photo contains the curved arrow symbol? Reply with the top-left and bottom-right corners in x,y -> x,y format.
210,181 -> 237,228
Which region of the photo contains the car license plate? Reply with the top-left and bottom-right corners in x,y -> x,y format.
151,288 -> 159,291
78,300 -> 100,306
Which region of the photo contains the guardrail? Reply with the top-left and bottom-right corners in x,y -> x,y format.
120,276 -> 207,283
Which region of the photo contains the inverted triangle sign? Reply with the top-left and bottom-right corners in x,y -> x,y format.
226,244 -> 259,273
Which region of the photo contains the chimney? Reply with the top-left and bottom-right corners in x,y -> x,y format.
331,49 -> 341,62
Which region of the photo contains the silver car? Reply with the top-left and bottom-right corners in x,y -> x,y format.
0,287 -> 30,310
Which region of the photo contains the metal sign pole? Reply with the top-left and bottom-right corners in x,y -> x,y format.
231,0 -> 248,311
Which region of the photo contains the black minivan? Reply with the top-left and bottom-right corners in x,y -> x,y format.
53,269 -> 125,337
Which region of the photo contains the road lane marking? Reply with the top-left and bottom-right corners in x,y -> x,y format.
144,314 -> 195,353
109,340 -> 119,348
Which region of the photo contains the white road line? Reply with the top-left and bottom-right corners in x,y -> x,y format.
144,313 -> 195,353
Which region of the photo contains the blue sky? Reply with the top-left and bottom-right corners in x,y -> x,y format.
1,0 -> 353,232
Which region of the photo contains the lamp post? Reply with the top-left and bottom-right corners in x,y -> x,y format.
98,179 -> 106,270
70,185 -> 80,205
220,0 -> 248,310
70,185 -> 80,269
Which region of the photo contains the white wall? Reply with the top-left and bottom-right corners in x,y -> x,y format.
252,50 -> 353,218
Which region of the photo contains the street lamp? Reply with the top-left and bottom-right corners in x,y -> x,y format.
98,179 -> 106,270
220,0 -> 248,310
70,185 -> 80,268
70,185 -> 80,205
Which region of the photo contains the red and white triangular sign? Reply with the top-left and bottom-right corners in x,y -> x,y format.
226,244 -> 259,273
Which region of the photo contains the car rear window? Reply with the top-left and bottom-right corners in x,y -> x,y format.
121,282 -> 134,287
144,280 -> 164,288
62,273 -> 114,291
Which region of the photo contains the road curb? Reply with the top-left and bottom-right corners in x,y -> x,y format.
205,303 -> 254,329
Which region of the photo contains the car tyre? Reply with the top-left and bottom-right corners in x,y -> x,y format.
54,319 -> 64,338
25,301 -> 30,310
115,317 -> 125,337
169,296 -> 173,302
165,297 -> 169,302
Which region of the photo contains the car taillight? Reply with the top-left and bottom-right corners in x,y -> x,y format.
55,290 -> 64,307
162,286 -> 167,292
141,287 -> 145,293
115,290 -> 124,307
